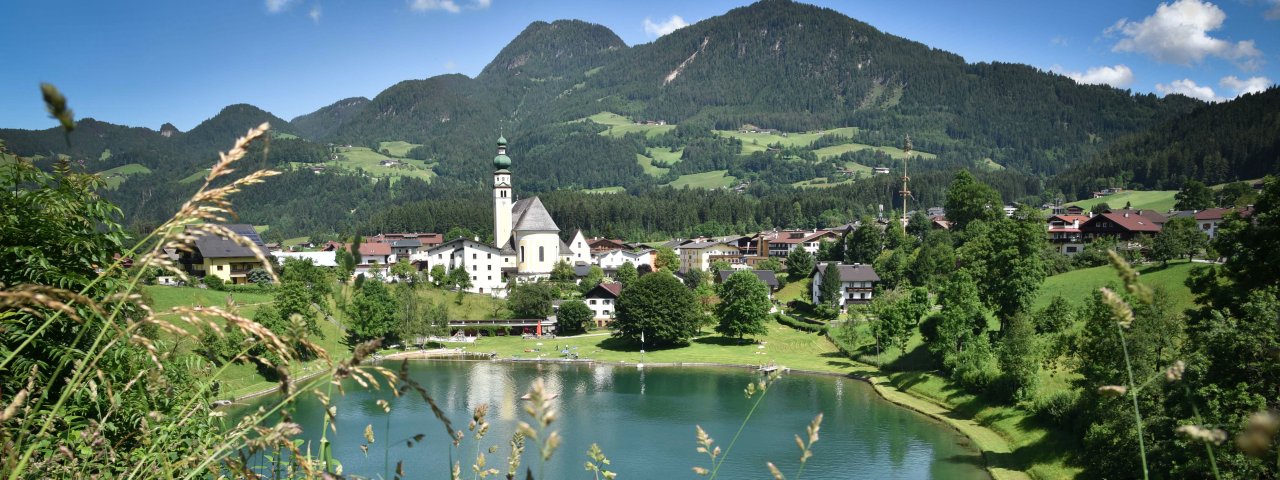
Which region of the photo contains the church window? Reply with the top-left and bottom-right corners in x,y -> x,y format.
520,247 -> 525,262
539,247 -> 544,262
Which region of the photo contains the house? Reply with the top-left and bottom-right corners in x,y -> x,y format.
178,224 -> 267,285
678,240 -> 743,273
388,238 -> 423,258
594,248 -> 655,270
810,262 -> 880,308
354,242 -> 396,279
588,237 -> 628,254
929,216 -> 952,230
761,230 -> 837,257
872,167 -> 891,175
422,237 -> 513,296
1046,214 -> 1090,255
1193,207 -> 1252,239
1080,209 -> 1166,241
716,270 -> 780,297
562,230 -> 591,264
583,283 -> 623,327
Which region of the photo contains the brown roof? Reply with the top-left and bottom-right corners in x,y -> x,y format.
1193,208 -> 1235,221
585,283 -> 623,298
359,242 -> 392,256
1090,210 -> 1165,232
812,262 -> 880,282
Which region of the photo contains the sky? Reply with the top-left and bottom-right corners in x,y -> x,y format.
1,0 -> 1276,131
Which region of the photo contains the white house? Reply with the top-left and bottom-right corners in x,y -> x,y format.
594,248 -> 655,270
422,237 -> 513,297
811,262 -> 880,309
583,283 -> 623,327
272,251 -> 337,267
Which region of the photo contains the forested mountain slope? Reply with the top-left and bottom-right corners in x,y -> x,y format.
1050,86 -> 1280,198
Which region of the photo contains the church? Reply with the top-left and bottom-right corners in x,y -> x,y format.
421,136 -> 589,297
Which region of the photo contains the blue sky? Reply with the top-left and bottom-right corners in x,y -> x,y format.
1,0 -> 1276,131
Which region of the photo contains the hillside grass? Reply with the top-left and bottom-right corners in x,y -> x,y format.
328,146 -> 436,182
666,170 -> 736,189
179,168 -> 211,184
715,126 -> 858,151
636,153 -> 668,176
792,177 -> 853,188
812,142 -> 937,160
1066,190 -> 1177,212
1033,260 -> 1198,312
96,163 -> 151,188
577,111 -> 676,138
377,141 -> 422,158
583,186 -> 625,194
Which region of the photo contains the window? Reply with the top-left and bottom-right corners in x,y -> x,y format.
539,246 -> 544,262
603,299 -> 611,305
589,300 -> 597,305
488,276 -> 492,281
472,253 -> 477,260
520,246 -> 525,262
217,265 -> 224,271
1066,246 -> 1079,253
603,310 -> 611,316
487,265 -> 492,271
487,253 -> 492,259
472,265 -> 477,271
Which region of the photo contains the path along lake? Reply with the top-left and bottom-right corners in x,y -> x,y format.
245,360 -> 988,479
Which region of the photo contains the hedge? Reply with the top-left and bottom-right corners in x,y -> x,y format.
775,313 -> 827,334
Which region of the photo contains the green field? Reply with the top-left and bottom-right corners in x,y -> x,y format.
179,168 -> 210,184
636,153 -> 668,176
667,170 -> 736,189
377,141 -> 423,158
329,146 -> 436,182
980,158 -> 1004,170
96,163 -> 151,188
1066,190 -> 1177,212
812,142 -> 937,161
578,112 -> 677,138
583,186 -> 625,194
792,177 -> 853,188
715,126 -> 858,152
636,147 -> 683,176
144,285 -> 275,319
1033,260 -> 1199,312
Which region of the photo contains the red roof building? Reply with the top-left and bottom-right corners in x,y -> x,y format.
1080,209 -> 1166,240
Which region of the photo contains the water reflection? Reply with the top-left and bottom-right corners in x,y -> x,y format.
249,361 -> 988,479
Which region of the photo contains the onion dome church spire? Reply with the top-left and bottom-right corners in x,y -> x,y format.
494,135 -> 511,170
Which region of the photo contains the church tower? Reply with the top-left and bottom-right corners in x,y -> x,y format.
493,136 -> 513,248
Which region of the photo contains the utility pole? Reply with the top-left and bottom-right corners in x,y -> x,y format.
900,134 -> 912,234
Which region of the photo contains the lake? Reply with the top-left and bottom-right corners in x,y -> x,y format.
246,360 -> 988,479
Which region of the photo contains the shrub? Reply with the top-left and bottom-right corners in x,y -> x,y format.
1030,389 -> 1081,427
202,275 -> 226,290
775,313 -> 827,334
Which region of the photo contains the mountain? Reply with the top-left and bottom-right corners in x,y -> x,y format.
290,96 -> 369,141
1,0 -> 1255,239
1050,86 -> 1280,198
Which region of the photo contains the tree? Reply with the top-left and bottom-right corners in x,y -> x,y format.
447,263 -> 472,291
336,248 -> 356,283
943,170 -> 1002,231
906,209 -> 932,241
714,271 -> 771,341
613,271 -> 701,347
655,246 -> 678,272
1091,201 -> 1111,214
550,260 -> 576,284
818,262 -> 842,308
844,218 -> 882,264
1215,181 -> 1255,207
929,270 -> 989,371
786,247 -> 814,280
390,260 -> 417,283
908,229 -> 954,288
615,261 -> 638,287
1174,179 -> 1213,211
709,259 -> 733,274
959,207 -> 1047,326
882,221 -> 911,251
683,268 -> 707,289
345,280 -> 397,342
873,248 -> 910,290
1033,295 -> 1075,334
556,299 -> 594,335
247,268 -> 273,285
508,282 -> 558,319
429,264 -> 448,287
816,236 -> 843,261
869,287 -> 928,353
997,313 -> 1040,401
578,265 -> 604,295
393,285 -> 448,345
1150,216 -> 1206,265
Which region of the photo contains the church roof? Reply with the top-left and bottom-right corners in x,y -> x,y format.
512,197 -> 560,232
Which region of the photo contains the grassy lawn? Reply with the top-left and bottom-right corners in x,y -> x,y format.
1066,190 -> 1177,212
96,163 -> 151,188
1033,260 -> 1198,312
792,177 -> 854,188
377,141 -> 422,158
179,168 -> 210,184
144,285 -> 275,313
775,278 -> 809,303
666,170 -> 736,189
715,127 -> 858,151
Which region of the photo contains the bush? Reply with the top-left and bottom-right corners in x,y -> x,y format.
202,275 -> 226,291
775,313 -> 827,334
1030,389 -> 1081,427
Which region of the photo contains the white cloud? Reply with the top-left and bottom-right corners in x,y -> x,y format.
1155,75 -> 1273,102
265,0 -> 298,13
1220,75 -> 1272,96
1050,36 -> 1069,46
643,15 -> 688,37
1156,78 -> 1220,101
409,0 -> 490,13
309,5 -> 322,23
1108,0 -> 1262,68
1058,64 -> 1136,88
1267,0 -> 1280,20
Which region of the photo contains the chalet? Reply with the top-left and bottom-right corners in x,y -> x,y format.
810,262 -> 880,308
1193,207 -> 1253,239
1046,214 -> 1090,255
354,242 -> 395,279
716,270 -> 780,297
583,283 -> 623,327
178,224 -> 267,285
1080,209 -> 1166,241
762,230 -> 837,257
588,237 -> 627,254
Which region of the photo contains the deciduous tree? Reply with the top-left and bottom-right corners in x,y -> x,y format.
556,299 -> 594,335
714,270 -> 771,341
613,271 -> 700,347
943,170 -> 1003,231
